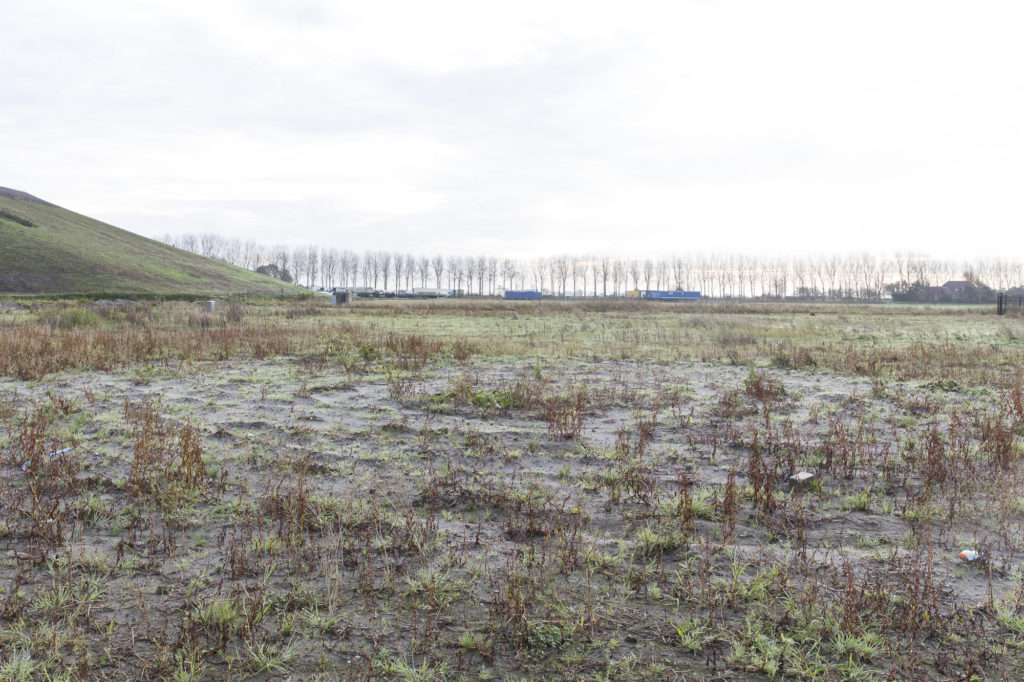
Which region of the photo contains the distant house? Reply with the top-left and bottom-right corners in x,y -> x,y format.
939,280 -> 981,301
894,279 -> 994,303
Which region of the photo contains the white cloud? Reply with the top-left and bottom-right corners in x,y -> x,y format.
2,0 -> 1023,260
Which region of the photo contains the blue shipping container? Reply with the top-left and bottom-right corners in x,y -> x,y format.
503,290 -> 543,300
639,290 -> 701,300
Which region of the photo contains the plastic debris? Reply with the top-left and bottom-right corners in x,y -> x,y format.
789,471 -> 815,485
21,446 -> 71,471
958,550 -> 981,562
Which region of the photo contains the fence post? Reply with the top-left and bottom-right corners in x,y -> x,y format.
997,292 -> 1005,315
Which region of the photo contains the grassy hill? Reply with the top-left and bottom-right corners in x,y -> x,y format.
0,187 -> 306,296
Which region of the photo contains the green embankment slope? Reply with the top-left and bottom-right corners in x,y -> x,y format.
0,187 -> 305,296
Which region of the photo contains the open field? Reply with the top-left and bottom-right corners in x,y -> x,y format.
2,299 -> 1024,680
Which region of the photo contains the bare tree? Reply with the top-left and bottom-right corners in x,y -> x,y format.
670,256 -> 684,291
1011,261 -> 1024,289
655,259 -> 669,290
748,257 -> 761,298
552,256 -> 570,296
417,256 -> 430,288
571,259 -> 586,297
695,255 -> 710,296
380,251 -> 393,291
628,259 -> 641,291
727,255 -> 741,297
405,254 -> 415,290
586,256 -> 598,296
199,233 -> 223,259
714,255 -> 730,298
532,258 -> 548,292
432,255 -> 445,289
393,253 -> 405,293
363,252 -> 380,288
853,253 -> 872,298
321,247 -> 339,289
771,259 -> 789,297
823,253 -> 839,296
272,245 -> 291,281
501,257 -> 516,292
241,241 -> 261,270
909,252 -> 929,287
450,256 -> 464,291
892,251 -> 911,292
413,254 -> 425,286
642,258 -> 654,291
873,254 -> 891,298
340,250 -> 358,287
301,245 -> 319,288
598,258 -> 611,296
464,257 -> 475,295
681,254 -> 695,291
810,256 -> 826,299
484,257 -> 496,295
221,238 -> 241,266
612,259 -> 625,295
791,257 -> 808,297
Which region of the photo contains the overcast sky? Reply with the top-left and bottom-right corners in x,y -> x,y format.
2,1 -> 1023,260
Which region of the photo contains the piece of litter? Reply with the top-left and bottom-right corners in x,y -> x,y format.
789,471 -> 814,484
22,446 -> 72,471
959,550 -> 981,562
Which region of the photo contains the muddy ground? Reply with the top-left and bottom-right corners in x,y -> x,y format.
1,352 -> 1023,680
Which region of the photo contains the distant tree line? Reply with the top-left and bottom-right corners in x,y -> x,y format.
159,232 -> 1023,299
